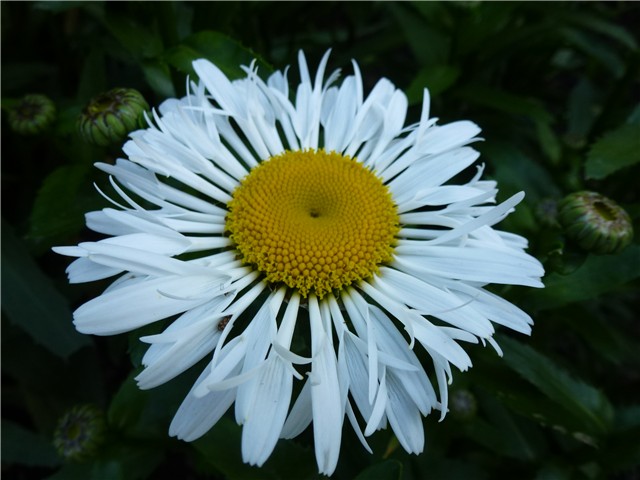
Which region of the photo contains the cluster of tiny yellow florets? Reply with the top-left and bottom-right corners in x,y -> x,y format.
226,149 -> 399,298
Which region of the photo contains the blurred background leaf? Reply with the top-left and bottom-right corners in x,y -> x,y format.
1,220 -> 91,358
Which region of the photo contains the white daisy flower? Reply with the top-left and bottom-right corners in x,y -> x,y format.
54,50 -> 544,475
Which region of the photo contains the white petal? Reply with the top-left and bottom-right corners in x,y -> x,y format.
394,244 -> 544,287
74,274 -> 227,335
234,291 -> 280,423
376,265 -> 495,338
169,361 -> 237,441
342,333 -> 374,421
281,378 -> 312,439
345,401 -> 373,454
360,280 -> 472,371
308,296 -> 343,475
385,372 -> 424,454
387,147 -> 480,198
241,357 -> 292,466
135,320 -> 220,389
368,306 -> 437,414
364,367 -> 388,436
65,257 -> 122,283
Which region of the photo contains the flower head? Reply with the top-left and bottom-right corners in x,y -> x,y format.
78,88 -> 149,146
55,51 -> 544,475
558,191 -> 633,254
7,93 -> 56,135
53,404 -> 106,461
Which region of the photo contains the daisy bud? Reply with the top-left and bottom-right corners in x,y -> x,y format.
7,94 -> 56,135
78,88 -> 149,146
558,191 -> 633,254
53,404 -> 106,462
449,389 -> 478,421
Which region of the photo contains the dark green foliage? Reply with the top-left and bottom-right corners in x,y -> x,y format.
2,2 -> 638,479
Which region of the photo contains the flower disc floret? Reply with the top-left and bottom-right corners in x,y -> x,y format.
226,149 -> 400,297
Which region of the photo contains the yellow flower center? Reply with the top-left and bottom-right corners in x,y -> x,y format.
226,150 -> 399,298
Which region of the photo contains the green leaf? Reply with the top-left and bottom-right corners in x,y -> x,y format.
164,31 -> 271,81
1,320 -> 105,432
472,390 -> 547,461
46,442 -> 163,480
93,442 -> 164,480
76,48 -> 107,104
627,103 -> 640,125
535,120 -> 562,164
525,245 -> 640,310
1,62 -> 57,93
458,85 -> 554,125
1,420 -> 61,468
142,59 -> 176,98
563,11 -> 638,50
103,13 -> 164,60
499,336 -> 614,436
457,85 -> 561,162
1,220 -> 90,358
354,460 -> 403,480
560,27 -> 626,78
26,163 -> 92,252
534,464 -> 573,480
480,142 -> 561,203
413,454 -> 490,480
107,371 -> 151,433
614,405 -> 640,431
475,371 -> 604,446
565,78 -> 602,148
388,3 -> 450,67
33,1 -> 97,13
599,405 -> 640,472
193,417 -> 276,480
585,124 -> 640,179
108,362 -> 200,437
406,65 -> 460,104
194,415 -> 317,480
47,463 -> 95,480
562,307 -> 635,365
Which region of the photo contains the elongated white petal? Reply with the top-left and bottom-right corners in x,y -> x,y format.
64,257 -> 122,283
342,333 -> 375,421
364,367 -> 388,436
386,372 -> 424,454
74,274 -> 227,335
234,290 -> 281,423
169,361 -> 237,441
309,296 -> 343,475
281,379 -> 313,439
241,357 -> 292,466
135,321 -> 220,389
394,244 -> 544,287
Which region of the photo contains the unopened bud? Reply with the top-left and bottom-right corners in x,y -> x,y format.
78,88 -> 149,146
53,404 -> 106,462
558,191 -> 633,254
7,94 -> 56,135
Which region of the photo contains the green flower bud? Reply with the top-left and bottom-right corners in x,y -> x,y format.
558,191 -> 633,254
7,94 -> 56,135
449,388 -> 477,422
53,404 -> 106,462
78,88 -> 149,146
